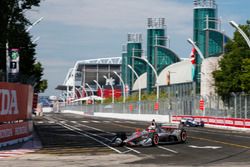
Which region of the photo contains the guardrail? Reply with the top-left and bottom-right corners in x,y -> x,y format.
172,115 -> 250,129
60,93 -> 250,119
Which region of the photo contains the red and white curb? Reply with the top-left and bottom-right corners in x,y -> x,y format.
0,149 -> 35,159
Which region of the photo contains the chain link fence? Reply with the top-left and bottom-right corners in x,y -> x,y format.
59,93 -> 250,119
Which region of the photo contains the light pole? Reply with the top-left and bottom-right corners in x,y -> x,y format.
127,64 -> 141,102
187,38 -> 205,60
131,48 -> 143,89
25,17 -> 44,32
6,16 -> 44,82
93,80 -> 103,104
127,64 -> 142,114
229,20 -> 250,48
80,85 -> 88,97
113,71 -> 126,103
85,83 -> 94,104
133,56 -> 159,102
103,75 -> 114,104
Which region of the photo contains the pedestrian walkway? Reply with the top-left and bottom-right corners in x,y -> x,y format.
0,132 -> 42,159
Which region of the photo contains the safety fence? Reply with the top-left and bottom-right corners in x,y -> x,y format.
60,93 -> 250,119
172,115 -> 250,129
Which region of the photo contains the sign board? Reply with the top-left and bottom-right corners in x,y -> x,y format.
199,99 -> 204,111
0,82 -> 33,122
9,48 -> 20,74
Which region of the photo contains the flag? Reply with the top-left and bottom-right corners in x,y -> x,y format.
190,48 -> 196,80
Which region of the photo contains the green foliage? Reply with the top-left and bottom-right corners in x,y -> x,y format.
0,0 -> 47,93
103,90 -> 168,103
213,21 -> 250,98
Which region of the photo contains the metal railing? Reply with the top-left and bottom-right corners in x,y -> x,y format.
59,93 -> 250,119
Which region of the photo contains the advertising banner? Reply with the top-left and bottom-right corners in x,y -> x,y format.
172,115 -> 250,129
0,82 -> 33,122
0,121 -> 32,143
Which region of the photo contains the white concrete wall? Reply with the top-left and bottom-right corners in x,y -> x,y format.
132,59 -> 192,90
200,57 -> 221,96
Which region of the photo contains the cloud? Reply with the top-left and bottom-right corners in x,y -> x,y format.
33,0 -> 192,35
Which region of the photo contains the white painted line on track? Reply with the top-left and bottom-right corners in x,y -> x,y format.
58,122 -> 123,154
92,120 -> 100,123
63,123 -> 140,154
70,121 -> 77,123
124,146 -> 141,154
125,121 -> 136,124
81,121 -> 89,123
103,121 -> 110,123
37,121 -> 43,124
55,118 -> 140,154
157,146 -> 178,154
48,121 -> 55,124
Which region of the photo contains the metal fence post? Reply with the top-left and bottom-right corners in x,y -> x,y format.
245,94 -> 247,119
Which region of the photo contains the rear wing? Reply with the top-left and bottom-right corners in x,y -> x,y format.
159,123 -> 182,129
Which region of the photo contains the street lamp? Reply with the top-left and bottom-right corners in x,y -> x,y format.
93,80 -> 103,104
80,85 -> 88,97
127,64 -> 141,102
25,17 -> 44,32
103,75 -> 114,103
85,83 -> 94,96
113,71 -> 126,103
133,56 -> 159,102
187,38 -> 205,60
85,83 -> 94,104
32,36 -> 40,44
229,20 -> 250,48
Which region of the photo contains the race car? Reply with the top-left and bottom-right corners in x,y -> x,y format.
111,122 -> 187,147
180,117 -> 205,127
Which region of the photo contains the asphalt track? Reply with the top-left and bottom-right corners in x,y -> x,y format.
26,112 -> 250,166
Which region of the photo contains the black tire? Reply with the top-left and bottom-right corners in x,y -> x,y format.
152,133 -> 159,146
180,129 -> 187,143
200,121 -> 205,127
117,132 -> 127,140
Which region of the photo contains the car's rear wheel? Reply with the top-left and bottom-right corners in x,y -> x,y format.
180,129 -> 187,143
152,134 -> 159,146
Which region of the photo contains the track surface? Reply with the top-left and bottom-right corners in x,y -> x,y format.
30,113 -> 250,166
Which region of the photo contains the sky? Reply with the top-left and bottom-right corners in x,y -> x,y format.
26,0 -> 250,96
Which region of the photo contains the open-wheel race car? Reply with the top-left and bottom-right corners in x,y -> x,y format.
111,121 -> 187,147
180,117 -> 205,127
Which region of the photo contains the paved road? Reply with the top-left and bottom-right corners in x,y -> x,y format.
1,112 -> 250,167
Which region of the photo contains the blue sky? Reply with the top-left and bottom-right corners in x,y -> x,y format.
27,0 -> 250,96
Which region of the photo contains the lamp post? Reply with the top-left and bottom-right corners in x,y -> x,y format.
187,38 -> 205,60
127,64 -> 142,114
113,71 -> 126,103
80,85 -> 88,97
229,20 -> 250,48
93,80 -> 103,104
6,16 -> 44,82
85,83 -> 94,104
127,64 -> 141,102
103,75 -> 114,104
133,56 -> 159,102
131,48 -> 143,88
25,17 -> 44,32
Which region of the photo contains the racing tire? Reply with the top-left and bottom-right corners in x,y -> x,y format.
200,121 -> 205,127
152,134 -> 159,146
117,132 -> 127,141
180,129 -> 187,143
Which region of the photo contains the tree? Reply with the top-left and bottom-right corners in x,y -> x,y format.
0,0 -> 47,93
213,21 -> 250,99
